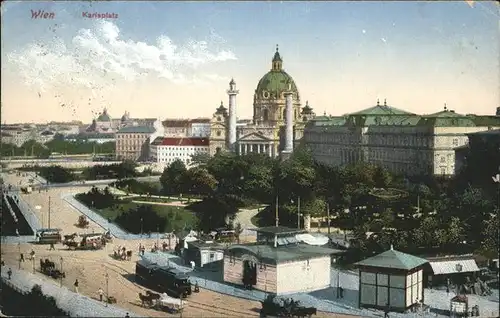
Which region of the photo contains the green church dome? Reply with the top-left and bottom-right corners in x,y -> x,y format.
255,46 -> 299,99
96,108 -> 112,121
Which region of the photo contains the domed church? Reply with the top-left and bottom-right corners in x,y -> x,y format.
209,45 -> 316,157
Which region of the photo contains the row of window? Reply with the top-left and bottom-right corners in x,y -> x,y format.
155,147 -> 209,151
158,158 -> 191,164
116,134 -> 148,139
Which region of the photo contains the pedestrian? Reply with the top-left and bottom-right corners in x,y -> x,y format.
190,260 -> 195,270
7,268 -> 12,280
141,246 -> 145,256
20,253 -> 25,262
29,250 -> 35,260
98,287 -> 104,301
125,313 -> 130,318
49,243 -> 55,250
446,285 -> 449,294
339,286 -> 344,298
384,302 -> 390,318
74,279 -> 79,293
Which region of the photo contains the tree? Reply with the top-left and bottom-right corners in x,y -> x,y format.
114,204 -> 167,234
301,197 -> 326,217
451,187 -> 493,247
190,152 -> 211,167
38,166 -> 76,183
242,161 -> 274,203
481,215 -> 499,258
233,222 -> 243,244
184,167 -> 217,196
413,217 -> 446,248
373,166 -> 392,188
445,216 -> 465,248
160,160 -> 187,195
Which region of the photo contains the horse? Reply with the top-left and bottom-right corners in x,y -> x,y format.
145,291 -> 161,301
138,293 -> 153,307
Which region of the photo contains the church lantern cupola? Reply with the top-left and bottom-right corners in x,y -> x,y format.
272,44 -> 283,71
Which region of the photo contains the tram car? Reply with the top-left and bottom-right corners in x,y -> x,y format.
35,228 -> 62,244
135,259 -> 192,298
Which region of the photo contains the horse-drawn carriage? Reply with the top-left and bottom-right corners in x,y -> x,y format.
77,215 -> 90,228
260,294 -> 317,318
62,233 -> 105,250
40,258 -> 65,280
138,291 -> 186,313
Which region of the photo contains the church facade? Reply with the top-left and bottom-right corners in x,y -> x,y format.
209,46 -> 316,157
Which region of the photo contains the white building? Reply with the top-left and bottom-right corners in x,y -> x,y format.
1,128 -> 37,147
224,226 -> 337,294
150,137 -> 210,168
303,102 -> 500,176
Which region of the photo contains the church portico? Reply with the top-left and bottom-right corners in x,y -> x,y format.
238,142 -> 274,156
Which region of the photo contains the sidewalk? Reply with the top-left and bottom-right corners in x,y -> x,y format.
0,266 -> 139,317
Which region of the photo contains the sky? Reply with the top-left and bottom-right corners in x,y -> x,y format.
1,1 -> 499,124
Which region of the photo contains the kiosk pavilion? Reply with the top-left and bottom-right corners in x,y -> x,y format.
355,246 -> 429,313
223,226 -> 342,294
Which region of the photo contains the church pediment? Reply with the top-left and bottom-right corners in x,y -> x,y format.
238,132 -> 271,141
238,132 -> 271,142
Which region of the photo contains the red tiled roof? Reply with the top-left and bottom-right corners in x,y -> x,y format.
154,137 -> 209,146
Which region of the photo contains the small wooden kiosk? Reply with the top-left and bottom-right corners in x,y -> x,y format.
355,246 -> 428,313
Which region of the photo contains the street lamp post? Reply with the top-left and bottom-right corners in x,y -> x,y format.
18,243 -> 21,269
493,174 -> 500,216
157,224 -> 160,252
297,196 -> 301,229
60,257 -> 63,287
105,271 -> 109,307
140,218 -> 143,237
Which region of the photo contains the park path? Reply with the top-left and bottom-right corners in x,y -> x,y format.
233,207 -> 262,237
129,200 -> 186,206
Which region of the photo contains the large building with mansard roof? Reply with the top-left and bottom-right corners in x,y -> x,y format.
209,46 -> 315,157
303,102 -> 500,176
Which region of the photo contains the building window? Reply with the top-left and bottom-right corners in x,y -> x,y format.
209,253 -> 215,260
440,157 -> 446,163
452,138 -> 458,146
216,130 -> 221,137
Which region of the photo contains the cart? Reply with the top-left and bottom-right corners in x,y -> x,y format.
155,293 -> 187,313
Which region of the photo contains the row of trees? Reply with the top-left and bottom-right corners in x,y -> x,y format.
110,179 -> 161,195
23,161 -> 142,184
159,146 -> 499,260
1,136 -> 114,158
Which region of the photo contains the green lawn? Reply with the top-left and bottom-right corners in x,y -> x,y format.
92,201 -> 197,231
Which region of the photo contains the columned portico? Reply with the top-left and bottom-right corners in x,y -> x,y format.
237,142 -> 274,157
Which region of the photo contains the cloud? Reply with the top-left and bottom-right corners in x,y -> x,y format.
7,20 -> 237,91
